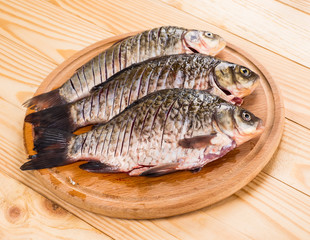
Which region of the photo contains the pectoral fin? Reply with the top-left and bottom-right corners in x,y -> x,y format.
139,163 -> 179,177
79,161 -> 120,173
203,133 -> 236,163
178,134 -> 216,149
190,167 -> 202,173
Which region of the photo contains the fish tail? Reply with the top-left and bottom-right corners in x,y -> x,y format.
20,128 -> 75,170
23,89 -> 66,111
25,104 -> 75,132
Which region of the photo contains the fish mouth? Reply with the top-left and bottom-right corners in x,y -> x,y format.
256,120 -> 265,133
234,120 -> 265,146
211,71 -> 243,105
182,38 -> 200,53
187,46 -> 199,53
182,35 -> 208,54
205,38 -> 226,56
214,77 -> 232,96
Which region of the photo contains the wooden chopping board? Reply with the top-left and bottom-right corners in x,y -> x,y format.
23,32 -> 285,219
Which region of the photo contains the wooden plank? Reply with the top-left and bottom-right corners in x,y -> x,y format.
277,0 -> 310,14
49,0 -> 310,67
263,120 -> 310,195
0,100 -> 178,240
153,172 -> 310,240
1,0 -> 309,131
0,0 -> 309,237
43,0 -> 310,129
0,35 -> 55,87
0,0 -> 308,193
1,111 -> 309,239
0,93 -> 309,237
0,35 -> 55,110
0,0 -> 112,64
0,2 -> 308,195
0,171 -> 110,240
160,0 -> 310,67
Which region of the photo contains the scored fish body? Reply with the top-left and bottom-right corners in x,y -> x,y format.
25,54 -> 259,132
22,89 -> 264,176
23,26 -> 226,111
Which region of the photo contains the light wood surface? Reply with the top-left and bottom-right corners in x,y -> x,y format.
23,36 -> 284,219
1,0 -> 309,238
0,171 -> 110,240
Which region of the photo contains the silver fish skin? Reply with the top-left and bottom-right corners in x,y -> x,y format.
22,89 -> 264,176
23,26 -> 225,111
25,54 -> 259,132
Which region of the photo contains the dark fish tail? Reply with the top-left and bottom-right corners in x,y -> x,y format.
23,89 -> 66,111
25,104 -> 75,132
20,128 -> 75,170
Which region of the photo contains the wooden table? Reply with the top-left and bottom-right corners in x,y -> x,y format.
0,0 -> 309,239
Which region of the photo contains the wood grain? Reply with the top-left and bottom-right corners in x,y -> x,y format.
0,81 -> 308,238
0,0 -> 308,198
1,0 -> 310,131
44,0 -> 310,129
51,0 -> 310,67
0,10 -> 307,196
264,120 -> 310,195
1,0 -> 310,238
2,126 -> 310,239
153,172 -> 310,240
161,0 -> 310,67
0,171 -> 110,240
0,0 -> 111,64
277,0 -> 310,14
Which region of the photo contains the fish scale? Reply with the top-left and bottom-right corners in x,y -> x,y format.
25,53 -> 260,136
73,54 -> 214,127
22,88 -> 264,175
67,90 -> 214,173
71,90 -> 215,165
23,26 -> 226,111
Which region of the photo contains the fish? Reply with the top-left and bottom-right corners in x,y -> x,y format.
21,88 -> 264,176
25,53 -> 259,132
23,26 -> 226,111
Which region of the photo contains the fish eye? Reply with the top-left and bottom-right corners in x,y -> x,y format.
242,111 -> 252,122
204,32 -> 213,38
240,67 -> 251,77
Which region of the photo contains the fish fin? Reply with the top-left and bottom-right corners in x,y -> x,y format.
23,89 -> 66,111
90,66 -> 132,93
25,104 -> 75,132
139,163 -> 179,177
79,161 -> 120,173
21,128 -> 75,170
190,167 -> 202,173
20,128 -> 75,170
178,134 -> 217,149
128,167 -> 151,176
203,139 -> 236,161
20,150 -> 73,170
33,127 -> 73,152
90,81 -> 107,93
90,62 -> 138,93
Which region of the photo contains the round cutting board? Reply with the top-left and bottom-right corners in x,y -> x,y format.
23,32 -> 284,219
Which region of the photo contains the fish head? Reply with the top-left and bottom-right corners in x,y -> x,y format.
183,30 -> 226,56
212,62 -> 259,105
214,104 -> 264,146
232,107 -> 264,145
